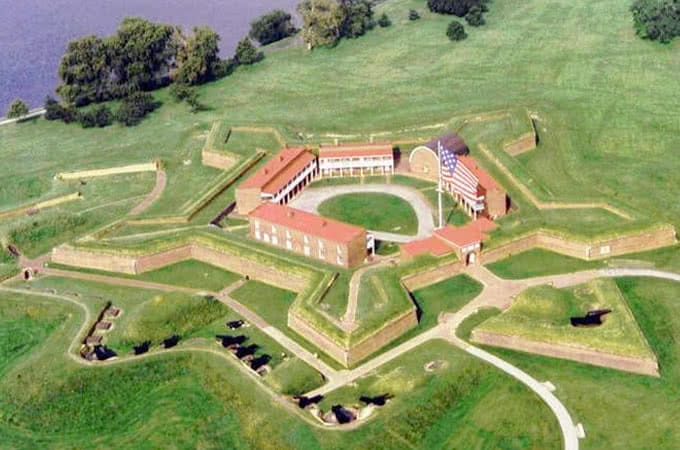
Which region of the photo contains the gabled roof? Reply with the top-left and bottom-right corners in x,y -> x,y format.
423,133 -> 469,155
434,219 -> 498,248
457,155 -> 500,191
318,142 -> 394,159
239,148 -> 316,195
249,203 -> 366,244
400,236 -> 455,258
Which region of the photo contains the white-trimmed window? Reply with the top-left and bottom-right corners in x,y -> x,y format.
286,239 -> 292,250
304,245 -> 311,256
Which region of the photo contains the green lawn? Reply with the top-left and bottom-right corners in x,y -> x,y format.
411,274 -> 484,329
137,259 -> 241,291
230,280 -> 297,330
474,278 -> 655,359
317,192 -> 419,235
264,357 -> 327,396
486,248 -> 607,279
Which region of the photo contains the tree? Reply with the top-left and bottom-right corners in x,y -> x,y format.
234,37 -> 262,65
56,35 -> 112,105
378,13 -> 392,28
631,0 -> 680,43
108,17 -> 179,94
297,0 -> 346,48
447,20 -> 467,41
116,92 -> 157,126
409,9 -> 421,21
428,0 -> 487,18
175,26 -> 221,85
340,0 -> 375,38
6,99 -> 29,119
93,105 -> 113,127
249,10 -> 297,45
465,6 -> 485,27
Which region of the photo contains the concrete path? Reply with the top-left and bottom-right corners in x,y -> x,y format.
0,108 -> 45,126
289,184 -> 435,243
216,282 -> 340,382
129,169 -> 167,216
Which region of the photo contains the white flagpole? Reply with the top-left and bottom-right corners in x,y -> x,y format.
437,141 -> 444,229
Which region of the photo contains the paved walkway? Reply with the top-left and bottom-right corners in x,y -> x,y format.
289,184 -> 435,243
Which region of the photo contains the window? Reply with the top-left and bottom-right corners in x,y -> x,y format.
272,235 -> 279,245
286,230 -> 291,239
286,239 -> 292,250
263,233 -> 270,243
271,225 -> 277,234
304,235 -> 309,244
255,230 -> 261,240
304,245 -> 311,256
337,244 -> 342,254
336,255 -> 344,265
254,221 -> 260,230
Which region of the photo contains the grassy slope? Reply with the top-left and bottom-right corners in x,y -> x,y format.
411,274 -> 484,329
317,192 -> 419,235
475,278 -> 655,359
230,280 -> 297,330
484,277 -> 680,449
136,259 -> 241,291
486,248 -> 607,279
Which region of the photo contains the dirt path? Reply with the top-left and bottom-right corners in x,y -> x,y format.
129,169 -> 167,216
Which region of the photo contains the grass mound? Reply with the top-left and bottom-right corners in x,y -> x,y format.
109,293 -> 229,351
138,259 -> 241,291
265,357 -> 326,396
475,278 -> 655,359
318,192 -> 419,235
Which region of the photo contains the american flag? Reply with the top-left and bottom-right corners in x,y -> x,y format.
439,144 -> 480,204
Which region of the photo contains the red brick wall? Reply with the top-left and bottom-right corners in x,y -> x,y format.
135,245 -> 193,273
346,308 -> 418,366
51,245 -> 137,274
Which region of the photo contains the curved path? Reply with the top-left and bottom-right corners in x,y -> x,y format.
129,169 -> 167,216
288,184 -> 435,243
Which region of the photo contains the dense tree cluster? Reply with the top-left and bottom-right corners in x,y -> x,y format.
297,0 -> 377,48
427,0 -> 488,17
56,17 -> 224,107
631,0 -> 680,43
6,99 -> 29,119
249,10 -> 297,45
115,92 -> 158,126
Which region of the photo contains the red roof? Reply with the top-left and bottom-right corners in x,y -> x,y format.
401,236 -> 455,258
318,142 -> 393,159
240,148 -> 316,195
458,155 -> 499,191
249,203 -> 366,244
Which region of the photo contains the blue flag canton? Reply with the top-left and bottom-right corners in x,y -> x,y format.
441,147 -> 458,173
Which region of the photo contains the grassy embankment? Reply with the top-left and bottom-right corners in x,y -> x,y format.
474,278 -> 655,359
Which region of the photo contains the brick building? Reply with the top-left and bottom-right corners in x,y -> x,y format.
409,133 -> 508,219
318,142 -> 394,177
401,218 -> 497,265
248,202 -> 369,268
236,147 -> 318,215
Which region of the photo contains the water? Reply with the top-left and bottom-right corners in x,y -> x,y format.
0,0 -> 300,112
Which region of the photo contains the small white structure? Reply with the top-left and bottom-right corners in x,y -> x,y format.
318,142 -> 394,177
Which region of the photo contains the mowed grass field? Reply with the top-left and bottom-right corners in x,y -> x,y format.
318,192 -> 419,235
0,287 -> 564,449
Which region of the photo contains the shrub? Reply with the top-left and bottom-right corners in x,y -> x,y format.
340,0 -> 375,38
378,13 -> 392,28
234,37 -> 263,65
6,99 -> 29,119
409,9 -> 421,21
249,10 -> 297,45
170,83 -> 202,112
93,105 -> 113,127
44,96 -> 64,121
447,20 -> 467,41
78,110 -> 97,128
116,92 -> 157,126
631,0 -> 680,43
465,5 -> 485,26
428,0 -> 487,17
